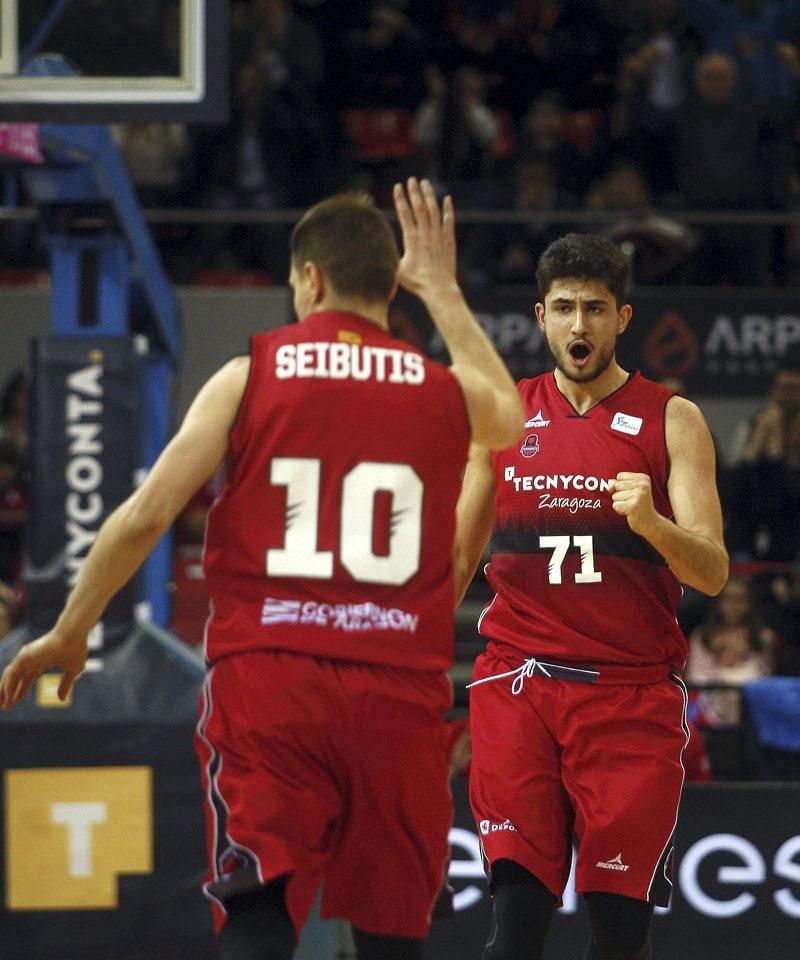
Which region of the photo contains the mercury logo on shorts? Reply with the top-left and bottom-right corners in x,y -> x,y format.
596,853 -> 630,872
479,818 -> 517,835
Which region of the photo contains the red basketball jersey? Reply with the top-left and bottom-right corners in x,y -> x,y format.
481,371 -> 686,669
203,310 -> 470,671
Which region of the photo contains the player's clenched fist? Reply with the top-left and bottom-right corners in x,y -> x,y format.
610,471 -> 658,536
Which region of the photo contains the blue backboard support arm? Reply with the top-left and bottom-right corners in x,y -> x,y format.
20,56 -> 183,628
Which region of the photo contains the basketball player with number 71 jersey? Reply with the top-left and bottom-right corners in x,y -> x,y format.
455,234 -> 728,960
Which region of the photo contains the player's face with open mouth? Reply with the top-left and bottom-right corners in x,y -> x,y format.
536,278 -> 627,383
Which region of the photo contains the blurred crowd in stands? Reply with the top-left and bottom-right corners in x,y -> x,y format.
5,2 -> 800,778
7,0 -> 800,285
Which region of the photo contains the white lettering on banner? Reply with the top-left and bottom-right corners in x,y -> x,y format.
430,312 -> 545,357
450,826 -> 800,919
680,834 -> 763,917
773,835 -> 800,918
64,363 -> 105,671
705,314 -> 800,357
679,833 -> 790,918
50,802 -> 107,877
775,316 -> 800,354
274,343 -> 425,385
260,598 -> 419,634
740,316 -> 772,355
447,828 -> 485,912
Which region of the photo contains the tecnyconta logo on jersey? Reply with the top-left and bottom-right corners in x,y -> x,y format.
503,466 -> 614,493
502,467 -> 613,513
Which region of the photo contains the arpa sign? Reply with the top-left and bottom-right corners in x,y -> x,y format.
630,291 -> 800,393
414,287 -> 800,395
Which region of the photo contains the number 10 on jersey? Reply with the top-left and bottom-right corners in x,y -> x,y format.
266,457 -> 423,586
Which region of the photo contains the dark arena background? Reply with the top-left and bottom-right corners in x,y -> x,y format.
1,2 -> 799,958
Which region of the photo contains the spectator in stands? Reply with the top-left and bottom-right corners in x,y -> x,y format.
192,0 -> 349,277
0,440 -> 28,586
686,577 -> 778,684
585,160 -> 697,284
114,123 -> 192,207
460,156 -> 576,286
678,0 -> 800,107
189,62 -> 286,277
727,369 -> 800,560
0,371 -> 30,466
768,553 -> 800,674
335,2 -> 429,110
0,583 -> 17,642
194,0 -> 346,214
533,0 -> 628,110
606,0 -> 701,198
433,1 -> 523,117
675,52 -> 791,284
516,91 -> 594,200
413,65 -> 502,206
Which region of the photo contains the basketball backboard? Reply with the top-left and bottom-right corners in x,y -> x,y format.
0,0 -> 227,122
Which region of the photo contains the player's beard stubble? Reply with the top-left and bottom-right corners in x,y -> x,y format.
544,330 -> 617,384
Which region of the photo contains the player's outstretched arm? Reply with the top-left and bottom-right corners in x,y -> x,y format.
453,444 -> 496,607
0,357 -> 250,710
393,177 -> 524,450
610,396 -> 728,595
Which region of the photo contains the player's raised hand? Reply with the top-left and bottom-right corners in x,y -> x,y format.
393,177 -> 457,298
0,630 -> 87,710
610,471 -> 659,536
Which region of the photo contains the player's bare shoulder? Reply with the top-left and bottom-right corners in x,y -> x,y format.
216,355 -> 251,392
664,394 -> 708,430
664,394 -> 713,457
178,355 -> 252,442
198,355 -> 252,413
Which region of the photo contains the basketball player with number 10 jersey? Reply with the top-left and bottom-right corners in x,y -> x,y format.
0,181 -> 524,960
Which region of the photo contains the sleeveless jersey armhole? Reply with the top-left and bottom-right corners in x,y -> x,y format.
228,335 -> 262,455
659,388 -> 677,496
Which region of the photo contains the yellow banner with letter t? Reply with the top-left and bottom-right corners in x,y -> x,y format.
5,767 -> 152,910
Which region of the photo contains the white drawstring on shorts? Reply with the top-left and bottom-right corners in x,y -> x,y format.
466,658 -> 553,696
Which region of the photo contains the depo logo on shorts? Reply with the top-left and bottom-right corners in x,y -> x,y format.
5,767 -> 152,909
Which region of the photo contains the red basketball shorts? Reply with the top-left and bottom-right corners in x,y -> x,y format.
194,650 -> 453,938
469,646 -> 689,907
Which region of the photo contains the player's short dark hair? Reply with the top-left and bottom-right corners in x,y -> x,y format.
536,233 -> 630,307
290,193 -> 399,302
